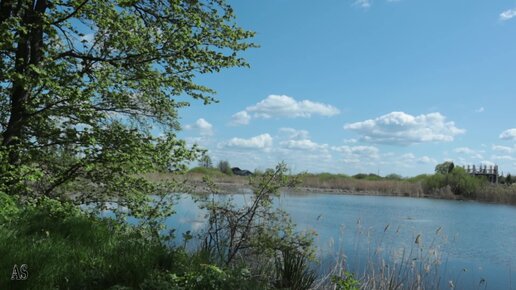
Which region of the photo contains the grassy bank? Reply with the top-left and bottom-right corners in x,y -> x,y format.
145,167 -> 516,206
0,195 -> 263,290
0,166 -> 320,290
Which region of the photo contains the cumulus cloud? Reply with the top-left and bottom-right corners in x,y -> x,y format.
500,9 -> 516,21
332,145 -> 379,156
492,155 -> 516,161
354,0 -> 371,8
230,111 -> 251,126
344,112 -> 465,145
231,95 -> 339,125
281,139 -> 328,151
331,145 -> 380,164
278,128 -> 310,140
226,133 -> 273,149
276,128 -> 329,151
418,156 -> 438,164
184,118 -> 213,136
454,147 -> 484,159
492,144 -> 516,154
499,128 -> 516,140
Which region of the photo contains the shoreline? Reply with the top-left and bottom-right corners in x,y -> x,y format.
143,172 -> 516,206
185,179 -> 516,206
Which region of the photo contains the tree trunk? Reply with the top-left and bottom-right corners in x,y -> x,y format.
1,0 -> 47,165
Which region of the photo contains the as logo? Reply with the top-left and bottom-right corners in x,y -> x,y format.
11,264 -> 28,281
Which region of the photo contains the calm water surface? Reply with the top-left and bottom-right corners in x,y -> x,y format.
167,193 -> 516,289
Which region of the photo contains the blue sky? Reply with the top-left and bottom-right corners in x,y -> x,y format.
177,0 -> 516,176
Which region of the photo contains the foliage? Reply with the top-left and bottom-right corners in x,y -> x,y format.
217,160 -> 233,175
352,173 -> 382,181
0,198 -> 267,290
274,248 -> 317,290
198,163 -> 315,271
384,173 -> 403,180
199,154 -> 214,168
0,192 -> 19,224
407,174 -> 431,183
189,166 -> 227,177
331,272 -> 361,290
435,161 -> 455,175
506,174 -> 513,185
0,0 -> 255,219
140,265 -> 261,290
1,204 -> 168,289
424,167 -> 485,197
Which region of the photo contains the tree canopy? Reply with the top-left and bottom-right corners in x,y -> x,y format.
0,0 -> 255,216
435,161 -> 454,175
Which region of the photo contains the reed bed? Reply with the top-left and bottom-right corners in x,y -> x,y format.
312,222 -> 488,290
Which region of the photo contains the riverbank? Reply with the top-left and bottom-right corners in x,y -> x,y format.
144,171 -> 516,205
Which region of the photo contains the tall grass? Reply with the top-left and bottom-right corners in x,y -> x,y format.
312,221 -> 477,290
0,196 -> 262,290
297,173 -> 424,197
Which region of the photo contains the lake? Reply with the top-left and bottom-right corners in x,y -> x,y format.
148,193 -> 516,289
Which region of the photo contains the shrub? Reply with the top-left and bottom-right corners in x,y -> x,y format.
0,192 -> 19,224
199,154 -> 213,168
423,167 -> 484,197
385,173 -> 403,180
331,272 -> 360,290
217,160 -> 233,175
274,248 -> 317,290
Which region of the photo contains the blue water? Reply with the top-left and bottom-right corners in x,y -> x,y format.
124,193 -> 516,289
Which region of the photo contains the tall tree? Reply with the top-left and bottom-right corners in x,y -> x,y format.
199,154 -> 213,168
435,161 -> 454,175
0,0 -> 254,216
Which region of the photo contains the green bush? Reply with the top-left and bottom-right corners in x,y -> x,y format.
0,192 -> 19,224
353,173 -> 382,181
217,160 -> 233,175
189,166 -> 227,177
331,272 -> 360,290
423,167 -> 484,197
274,249 -> 316,290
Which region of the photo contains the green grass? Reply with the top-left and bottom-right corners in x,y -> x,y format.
0,209 -> 172,289
0,195 -> 263,290
188,166 -> 230,177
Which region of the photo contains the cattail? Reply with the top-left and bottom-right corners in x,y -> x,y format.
415,234 -> 422,245
384,224 -> 390,232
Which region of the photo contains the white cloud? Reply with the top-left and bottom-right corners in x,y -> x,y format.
492,145 -> 515,154
331,145 -> 380,165
454,147 -> 484,159
278,128 -> 310,140
500,9 -> 516,21
280,139 -> 328,151
277,128 -> 329,151
475,107 -> 485,113
344,112 -> 465,145
343,138 -> 358,144
418,156 -> 438,164
500,128 -> 516,140
232,95 -> 339,125
455,147 -> 476,155
185,118 -> 213,136
480,160 -> 496,167
492,155 -> 516,161
226,133 -> 273,149
230,111 -> 251,126
354,0 -> 371,8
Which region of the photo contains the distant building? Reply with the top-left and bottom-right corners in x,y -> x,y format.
463,164 -> 498,183
231,167 -> 253,176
